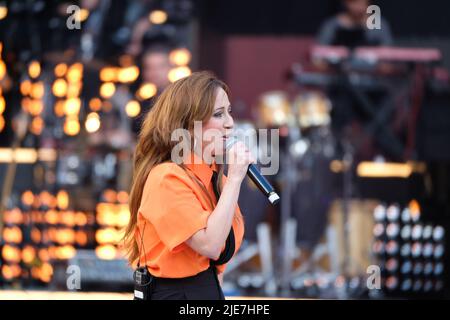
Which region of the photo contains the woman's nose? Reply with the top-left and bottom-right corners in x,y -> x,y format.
224,113 -> 234,129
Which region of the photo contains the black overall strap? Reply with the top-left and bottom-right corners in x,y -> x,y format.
210,171 -> 235,266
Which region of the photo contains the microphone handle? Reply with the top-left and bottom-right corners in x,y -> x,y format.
247,164 -> 280,205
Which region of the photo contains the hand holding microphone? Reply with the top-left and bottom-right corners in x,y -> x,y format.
226,137 -> 280,205
227,140 -> 257,183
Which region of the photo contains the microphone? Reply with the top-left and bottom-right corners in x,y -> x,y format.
225,137 -> 280,205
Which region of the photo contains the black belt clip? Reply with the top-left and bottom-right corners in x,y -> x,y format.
133,266 -> 153,300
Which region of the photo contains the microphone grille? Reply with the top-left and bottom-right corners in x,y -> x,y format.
225,136 -> 238,150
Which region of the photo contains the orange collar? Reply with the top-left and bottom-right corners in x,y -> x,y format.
184,153 -> 218,188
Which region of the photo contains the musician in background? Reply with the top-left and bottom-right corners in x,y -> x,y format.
315,0 -> 398,156
132,44 -> 173,135
317,0 -> 393,48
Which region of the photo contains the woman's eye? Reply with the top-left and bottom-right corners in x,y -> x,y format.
213,112 -> 223,118
228,108 -> 232,114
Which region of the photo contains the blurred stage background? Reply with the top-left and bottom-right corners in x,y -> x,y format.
0,0 -> 450,299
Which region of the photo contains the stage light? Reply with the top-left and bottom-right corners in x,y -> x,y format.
20,80 -> 32,96
412,279 -> 423,292
400,278 -> 412,292
422,225 -> 433,240
31,227 -> 41,243
412,262 -> 423,276
100,67 -> 119,82
125,100 -> 140,117
28,61 -> 41,79
409,199 -> 421,222
117,191 -> 129,204
45,209 -> 59,225
372,240 -> 385,255
400,225 -> 412,240
2,245 -> 21,263
2,265 -> 21,280
0,5 -> 7,20
21,190 -> 34,207
22,245 -> 36,264
30,81 -> 44,99
0,115 -> 4,132
373,205 -> 386,221
54,63 -> 68,77
103,189 -> 117,203
39,263 -> 53,283
149,10 -> 168,24
95,228 -> 117,244
385,240 -> 399,255
3,226 -> 23,244
401,208 -> 411,223
118,66 -> 139,83
386,205 -> 400,222
28,99 -> 44,116
116,205 -> 130,227
64,117 -> 81,136
137,83 -> 157,100
100,82 -> 116,99
400,260 -> 412,274
169,48 -> 192,66
66,83 -> 81,99
56,190 -> 69,210
60,210 -> 75,227
386,258 -> 398,272
55,245 -> 76,260
64,97 -> 81,116
386,223 -> 400,238
67,63 -> 83,83
400,243 -> 411,257
434,262 -> 444,276
95,244 -> 117,260
423,242 -> 434,258
0,60 -> 5,80
75,230 -> 88,246
102,100 -> 112,112
54,100 -> 65,117
385,276 -> 398,290
39,191 -> 53,207
433,244 -> 444,259
78,8 -> 89,22
96,213 -> 115,227
52,78 -> 68,97
85,112 -> 101,133
56,228 -> 75,244
168,66 -> 191,83
357,162 -> 413,178
3,208 -> 23,224
30,116 -> 44,135
423,262 -> 433,275
67,82 -> 81,98
411,242 -> 422,258
89,97 -> 102,111
411,225 -> 423,240
75,211 -> 88,226
0,96 -> 5,114
432,226 -> 444,241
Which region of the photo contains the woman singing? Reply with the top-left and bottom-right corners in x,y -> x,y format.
123,71 -> 255,300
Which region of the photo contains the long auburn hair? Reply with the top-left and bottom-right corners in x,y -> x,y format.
123,71 -> 230,264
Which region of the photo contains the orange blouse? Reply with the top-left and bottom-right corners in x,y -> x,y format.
135,156 -> 244,278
